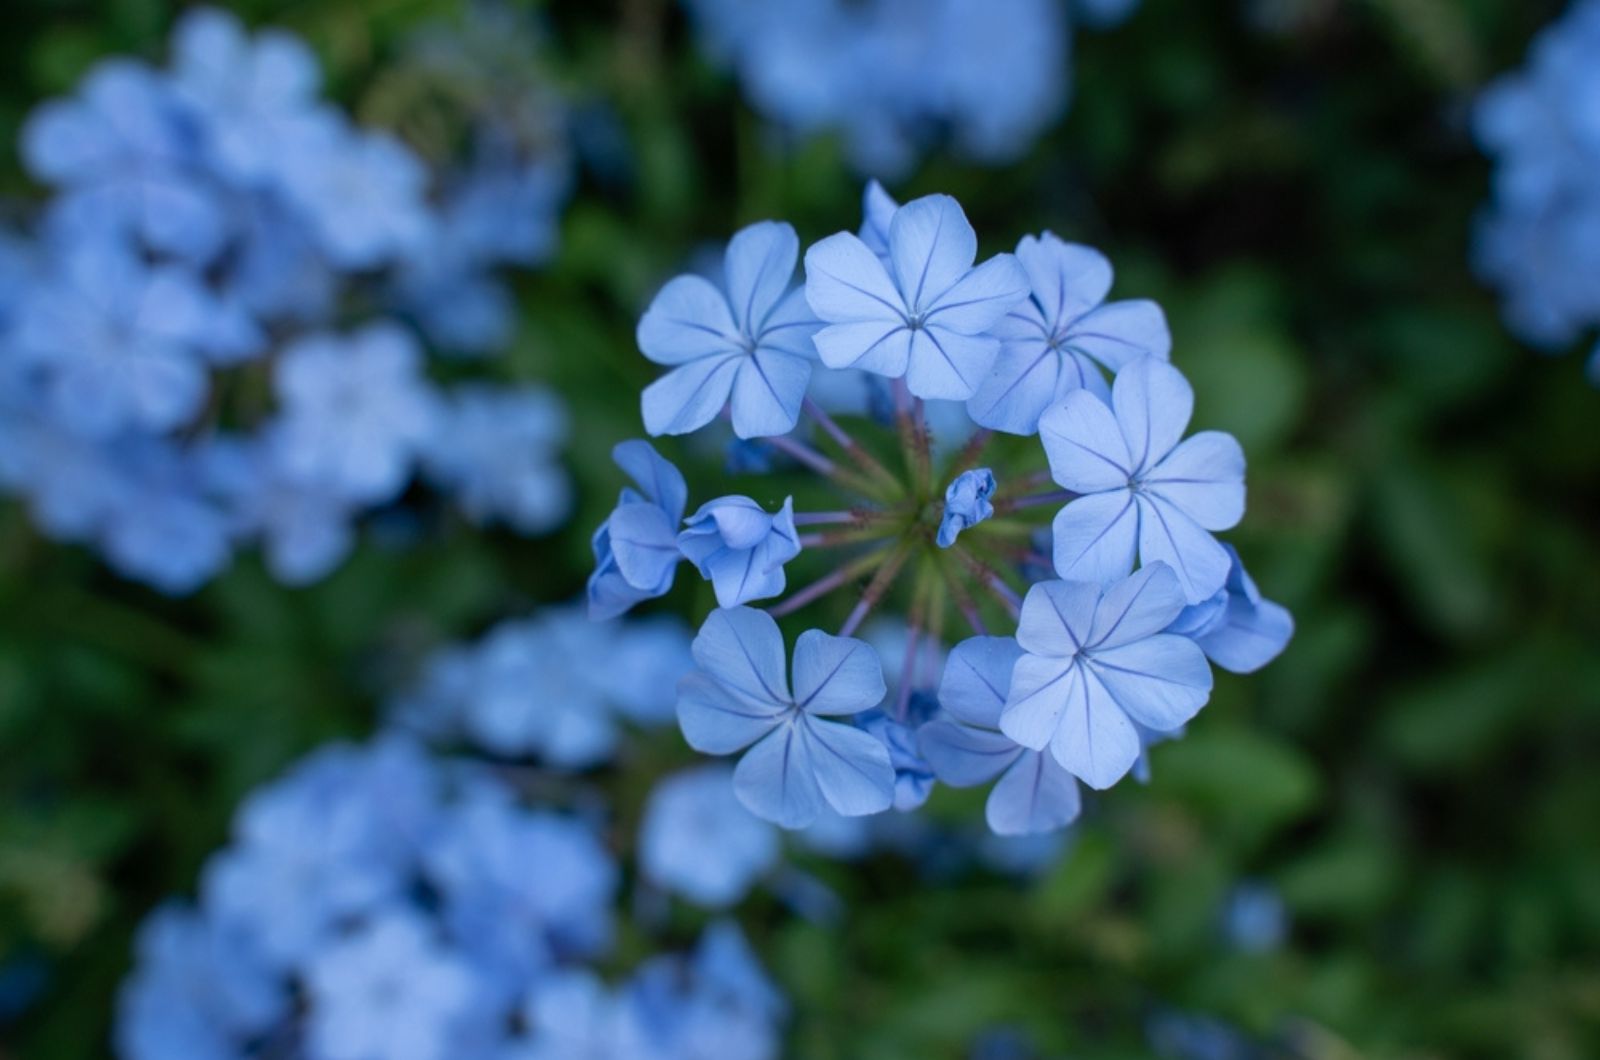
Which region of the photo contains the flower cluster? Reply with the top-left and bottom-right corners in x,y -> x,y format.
593,185 -> 1293,835
679,0 -> 1140,175
1473,0 -> 1600,380
0,8 -> 572,593
116,737 -> 786,1060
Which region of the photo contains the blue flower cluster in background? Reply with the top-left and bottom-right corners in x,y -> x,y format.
116,738 -> 785,1060
679,0 -> 1140,175
1473,0 -> 1600,380
592,184 -> 1294,835
0,7 -> 574,593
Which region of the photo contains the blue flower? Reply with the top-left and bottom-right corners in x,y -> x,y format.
588,440 -> 689,620
936,467 -> 996,548
303,908 -> 480,1060
271,323 -> 440,504
857,709 -> 938,811
278,117 -> 432,270
1040,357 -> 1246,603
21,59 -> 226,261
804,193 -> 1029,400
676,607 -> 894,827
1221,880 -> 1287,953
169,7 -> 328,186
202,434 -> 356,586
640,765 -> 779,907
968,232 -> 1170,434
638,220 -> 819,438
677,494 -> 802,607
422,385 -> 572,535
918,636 -> 1082,835
1167,544 -> 1294,674
99,448 -> 234,595
1000,564 -> 1213,790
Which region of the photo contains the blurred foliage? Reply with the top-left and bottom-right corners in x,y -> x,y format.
2,0 -> 1599,1057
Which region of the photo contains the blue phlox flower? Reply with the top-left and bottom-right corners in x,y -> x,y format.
21,59 -> 226,261
98,448 -> 233,595
676,607 -> 894,827
1167,544 -> 1294,674
593,615 -> 696,725
278,115 -> 432,270
858,179 -> 899,261
1221,879 -> 1287,953
10,245 -> 215,439
857,709 -> 937,811
422,385 -> 572,535
515,970 -> 640,1060
936,466 -> 996,548
677,494 -> 802,607
804,193 -> 1029,400
640,765 -> 779,907
691,920 -> 787,1024
304,907 -> 482,1060
271,323 -> 441,504
638,220 -> 819,438
589,440 -> 689,620
1040,356 -> 1246,603
223,192 -> 338,323
917,636 -> 1083,835
999,564 -> 1214,790
422,788 -> 616,979
169,7 -> 328,186
968,232 -> 1171,434
443,139 -> 571,268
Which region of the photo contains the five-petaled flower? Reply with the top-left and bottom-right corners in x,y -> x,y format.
638,220 -> 820,439
1041,356 -> 1246,603
968,232 -> 1171,434
804,193 -> 1029,400
677,495 -> 802,608
587,440 -> 687,620
918,636 -> 1083,835
1000,563 -> 1213,790
676,607 -> 894,827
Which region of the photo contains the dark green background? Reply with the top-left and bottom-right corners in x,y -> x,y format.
2,0 -> 1598,1056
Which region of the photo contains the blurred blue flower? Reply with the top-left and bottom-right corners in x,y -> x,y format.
918,636 -> 1082,834
1168,544 -> 1294,674
677,607 -> 894,827
640,765 -> 779,907
969,233 -> 1170,434
278,117 -> 432,270
1221,880 -> 1288,953
304,907 -> 481,1060
1000,565 -> 1213,790
638,221 -> 819,438
271,323 -> 440,504
1040,357 -> 1246,602
589,440 -> 689,620
805,193 -> 1028,400
423,385 -> 571,535
677,495 -> 802,607
937,467 -> 996,548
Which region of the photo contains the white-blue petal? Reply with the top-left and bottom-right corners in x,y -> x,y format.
1144,430 -> 1247,531
1199,596 -> 1294,674
734,723 -> 823,828
1016,580 -> 1100,658
1087,562 -> 1188,650
1000,653 -> 1078,750
918,720 -> 1020,785
924,253 -> 1030,334
1134,494 -> 1232,604
691,607 -> 790,710
677,672 -> 785,754
987,749 -> 1082,835
1039,389 -> 1133,492
637,274 -> 739,366
1113,357 -> 1193,473
731,347 -> 810,438
641,354 -> 741,436
905,326 -> 997,400
1088,634 -> 1212,732
801,717 -> 895,818
888,194 -> 977,310
606,502 -> 681,592
1050,491 -> 1140,587
1067,299 -> 1171,370
812,320 -> 913,377
1047,665 -> 1140,790
937,636 -> 1024,728
723,220 -> 799,334
792,630 -> 885,717
803,232 -> 906,322
1015,233 -> 1112,327
612,439 -> 687,520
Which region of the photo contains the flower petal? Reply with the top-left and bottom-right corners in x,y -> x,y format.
677,671 -> 785,754
1087,563 -> 1188,650
606,502 -> 681,592
938,636 -> 1024,728
1047,666 -> 1140,789
859,180 -> 899,259
724,220 -> 799,334
1016,580 -> 1100,658
918,720 -> 1021,785
905,326 -> 997,400
1198,597 -> 1295,674
1135,494 -> 1232,604
889,194 -> 978,309
813,321 -> 913,377
1050,491 -> 1140,586
1067,299 -> 1171,370
731,347 -> 811,439
755,286 -> 820,359
804,231 -> 906,322
691,607 -> 790,709
1145,430 -> 1246,531
968,338 -> 1108,435
611,440 -> 687,520
1089,633 -> 1213,732
924,253 -> 1029,333
641,355 -> 741,436
1015,233 -> 1112,327
1039,389 -> 1133,492
987,750 -> 1082,835
734,723 -> 824,828
792,630 -> 885,716
1113,357 -> 1193,472
637,274 -> 739,366
802,717 -> 895,817
999,653 -> 1078,750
